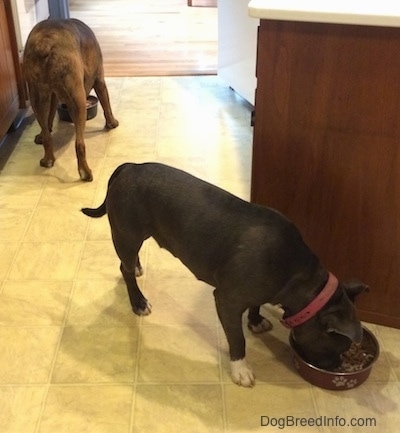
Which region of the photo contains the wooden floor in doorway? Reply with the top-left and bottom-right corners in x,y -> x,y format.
69,0 -> 218,76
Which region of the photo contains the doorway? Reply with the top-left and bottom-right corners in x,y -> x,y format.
69,0 -> 217,76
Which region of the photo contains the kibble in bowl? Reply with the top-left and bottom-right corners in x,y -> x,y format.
289,326 -> 379,390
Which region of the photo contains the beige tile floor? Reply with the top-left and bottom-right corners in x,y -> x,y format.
0,76 -> 399,433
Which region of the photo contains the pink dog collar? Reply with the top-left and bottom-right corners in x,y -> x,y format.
281,272 -> 339,328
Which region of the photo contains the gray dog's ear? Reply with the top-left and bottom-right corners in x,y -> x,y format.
321,314 -> 363,343
342,279 -> 369,303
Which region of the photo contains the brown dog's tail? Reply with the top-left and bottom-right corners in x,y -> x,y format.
81,163 -> 131,218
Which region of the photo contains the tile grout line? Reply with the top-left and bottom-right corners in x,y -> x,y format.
0,169 -> 50,287
28,331 -> 61,431
153,77 -> 163,163
309,386 -> 325,433
129,238 -> 152,432
216,319 -> 229,433
31,114 -> 115,432
32,277 -> 80,433
373,324 -> 399,382
129,290 -> 146,433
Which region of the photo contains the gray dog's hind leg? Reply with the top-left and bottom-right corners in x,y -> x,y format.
135,256 -> 144,277
120,263 -> 151,315
112,235 -> 151,315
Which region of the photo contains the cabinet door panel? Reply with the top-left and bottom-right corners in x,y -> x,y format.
0,0 -> 19,138
251,20 -> 400,328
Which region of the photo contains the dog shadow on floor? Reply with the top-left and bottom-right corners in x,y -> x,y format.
51,122 -> 107,158
54,282 -> 299,387
38,121 -> 110,183
52,277 -> 397,430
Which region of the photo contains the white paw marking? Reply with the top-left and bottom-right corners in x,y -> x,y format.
138,302 -> 152,316
248,318 -> 273,334
230,359 -> 255,387
135,265 -> 144,277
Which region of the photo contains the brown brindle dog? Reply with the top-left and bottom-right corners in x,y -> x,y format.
23,18 -> 119,181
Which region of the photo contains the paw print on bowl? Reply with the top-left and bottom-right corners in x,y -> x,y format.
332,376 -> 358,389
346,379 -> 358,389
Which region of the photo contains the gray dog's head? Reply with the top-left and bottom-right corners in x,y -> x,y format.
292,280 -> 368,369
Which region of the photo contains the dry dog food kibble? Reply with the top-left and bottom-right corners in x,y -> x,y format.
334,342 -> 375,373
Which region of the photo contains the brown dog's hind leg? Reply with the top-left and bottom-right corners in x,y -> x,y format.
67,85 -> 93,182
33,93 -> 58,145
29,88 -> 56,167
48,92 -> 58,133
75,135 -> 93,182
93,77 -> 119,129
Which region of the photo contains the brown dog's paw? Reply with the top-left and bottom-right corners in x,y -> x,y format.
105,118 -> 119,129
79,169 -> 93,182
40,158 -> 55,168
34,134 -> 43,144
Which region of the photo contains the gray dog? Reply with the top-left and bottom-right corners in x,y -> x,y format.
82,162 -> 367,387
23,18 -> 119,181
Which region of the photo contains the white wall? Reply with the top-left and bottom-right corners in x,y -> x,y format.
218,0 -> 259,104
11,0 -> 50,50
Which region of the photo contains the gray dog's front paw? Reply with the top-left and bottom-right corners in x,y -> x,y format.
230,359 -> 255,387
133,300 -> 152,316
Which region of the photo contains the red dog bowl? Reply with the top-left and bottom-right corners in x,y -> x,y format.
57,95 -> 98,122
289,326 -> 379,390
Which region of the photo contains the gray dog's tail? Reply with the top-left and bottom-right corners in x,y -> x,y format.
81,163 -> 131,218
81,203 -> 106,218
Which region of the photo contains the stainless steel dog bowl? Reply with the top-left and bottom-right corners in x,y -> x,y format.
289,326 -> 379,390
57,95 -> 98,122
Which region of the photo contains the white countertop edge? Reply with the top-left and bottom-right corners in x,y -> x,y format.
248,3 -> 400,28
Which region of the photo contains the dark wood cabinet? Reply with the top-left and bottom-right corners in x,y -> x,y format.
251,19 -> 400,328
0,0 -> 25,141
